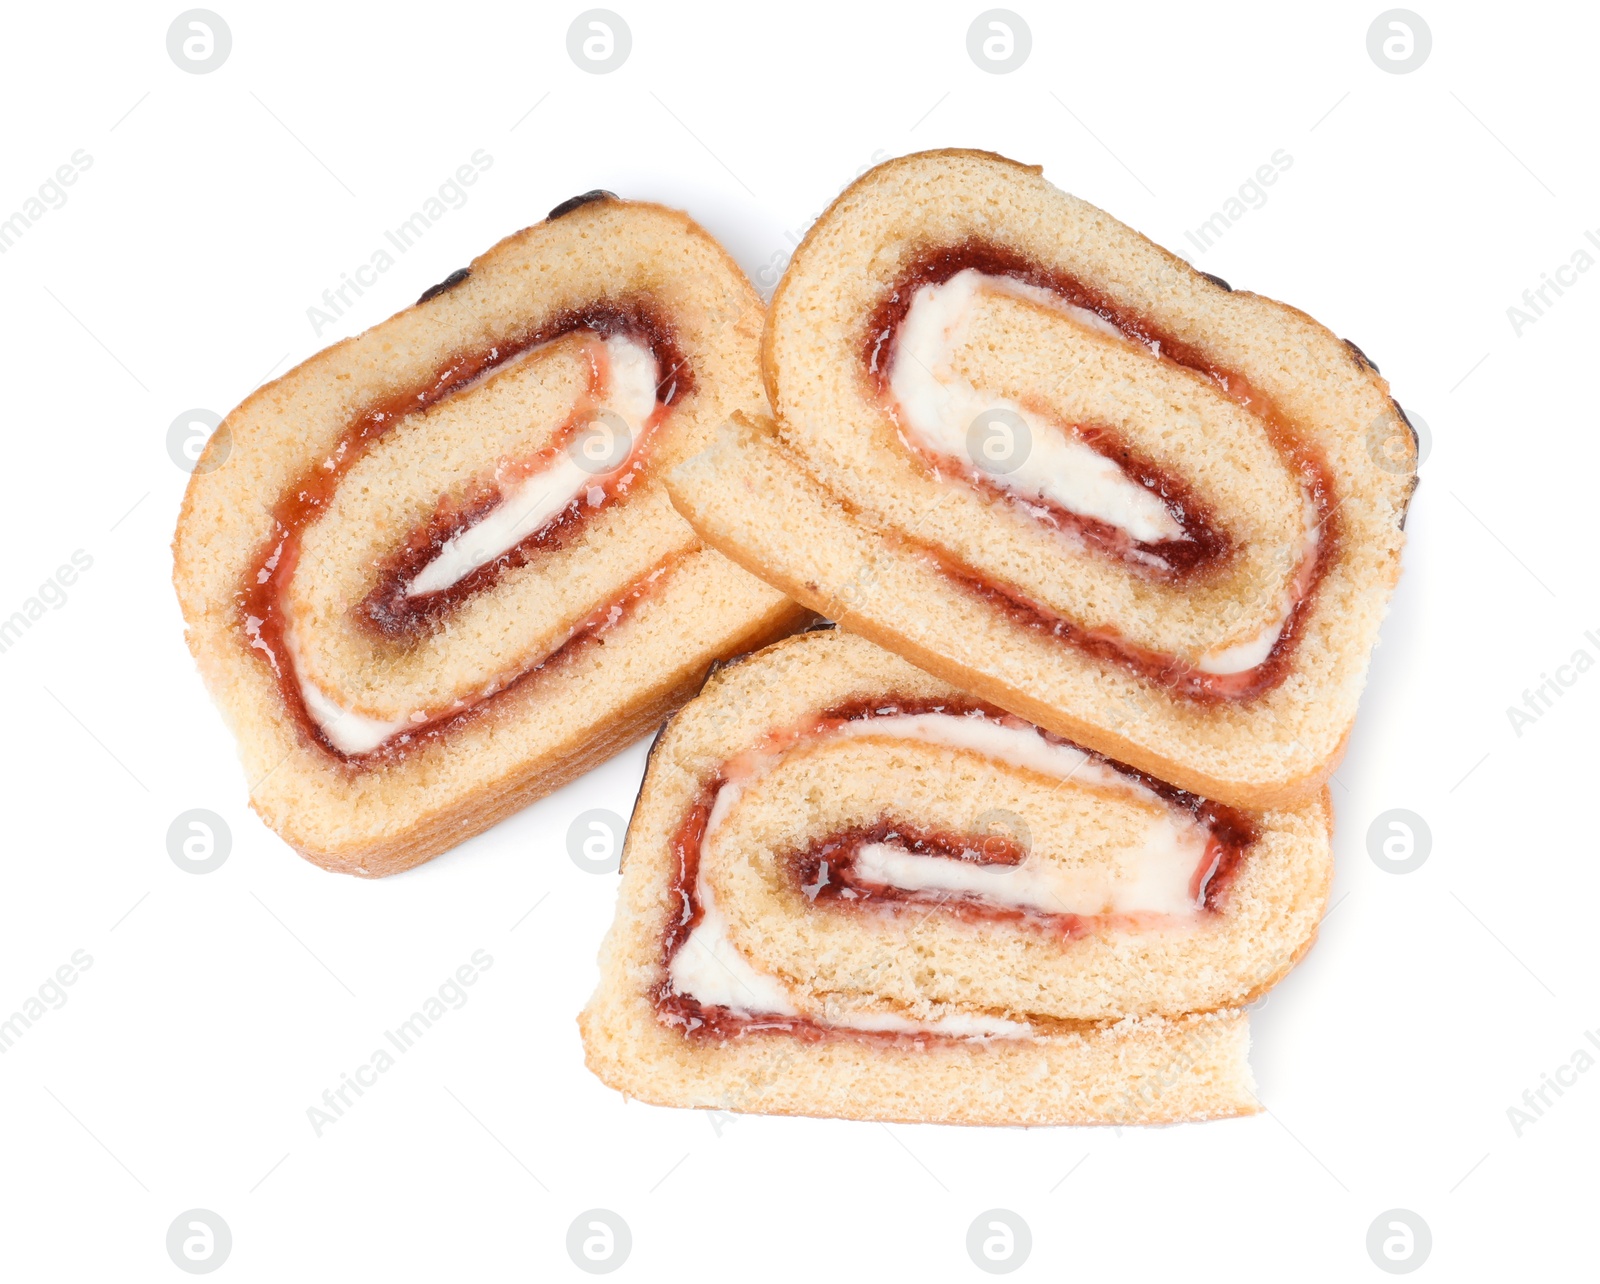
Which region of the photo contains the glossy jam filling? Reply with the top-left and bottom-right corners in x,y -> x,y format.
863,240 -> 1337,702
1004,423 -> 1230,577
357,337 -> 668,639
923,543 -> 1318,703
284,556 -> 677,766
238,299 -> 691,767
654,697 -> 1257,1043
785,814 -> 1239,930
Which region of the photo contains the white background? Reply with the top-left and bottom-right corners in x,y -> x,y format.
1,0 -> 1594,1278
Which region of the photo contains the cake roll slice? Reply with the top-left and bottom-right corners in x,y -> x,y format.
173,196 -> 807,876
580,628 -> 1332,1126
668,149 -> 1417,809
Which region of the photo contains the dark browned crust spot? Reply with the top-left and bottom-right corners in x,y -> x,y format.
416,267 -> 471,305
702,654 -> 744,684
1399,474 -> 1420,530
1392,401 -> 1419,452
1344,338 -> 1380,374
622,714 -> 678,871
1200,271 -> 1233,292
1385,402 -> 1420,528
548,189 -> 618,221
698,613 -> 820,690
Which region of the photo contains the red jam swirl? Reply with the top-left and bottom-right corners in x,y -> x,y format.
783,814 -> 1243,932
923,544 -> 1319,703
238,299 -> 692,768
862,240 -> 1338,703
653,697 -> 1257,1043
358,338 -> 671,639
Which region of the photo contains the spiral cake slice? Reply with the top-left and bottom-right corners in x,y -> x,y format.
173,196 -> 807,876
667,149 -> 1417,808
580,629 -> 1332,1125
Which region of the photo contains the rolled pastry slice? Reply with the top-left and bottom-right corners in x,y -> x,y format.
668,149 -> 1417,808
173,195 -> 808,876
580,628 -> 1332,1125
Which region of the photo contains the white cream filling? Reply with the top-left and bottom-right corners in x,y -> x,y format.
830,709 -> 1115,786
852,826 -> 1198,919
668,712 -> 1211,1038
300,682 -> 419,755
282,334 -> 659,756
889,268 -> 1320,678
669,877 -> 1032,1039
282,620 -> 422,755
669,780 -> 800,1016
668,892 -> 805,1018
840,713 -> 1207,917
890,269 -> 1183,544
406,335 -> 659,597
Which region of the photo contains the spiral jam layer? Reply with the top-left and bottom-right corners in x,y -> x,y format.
240,301 -> 692,764
655,696 -> 1256,1044
864,240 -> 1336,702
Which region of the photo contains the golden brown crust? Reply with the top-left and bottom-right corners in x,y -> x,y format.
670,463 -> 1340,808
299,590 -> 806,877
579,629 -> 1330,1124
579,1000 -> 1260,1127
669,415 -> 1344,808
173,200 -> 808,875
765,149 -> 1412,476
173,197 -> 763,624
686,149 -> 1414,808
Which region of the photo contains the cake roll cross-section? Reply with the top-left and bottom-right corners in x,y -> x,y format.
667,149 -> 1417,809
580,629 -> 1332,1126
173,197 -> 807,876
